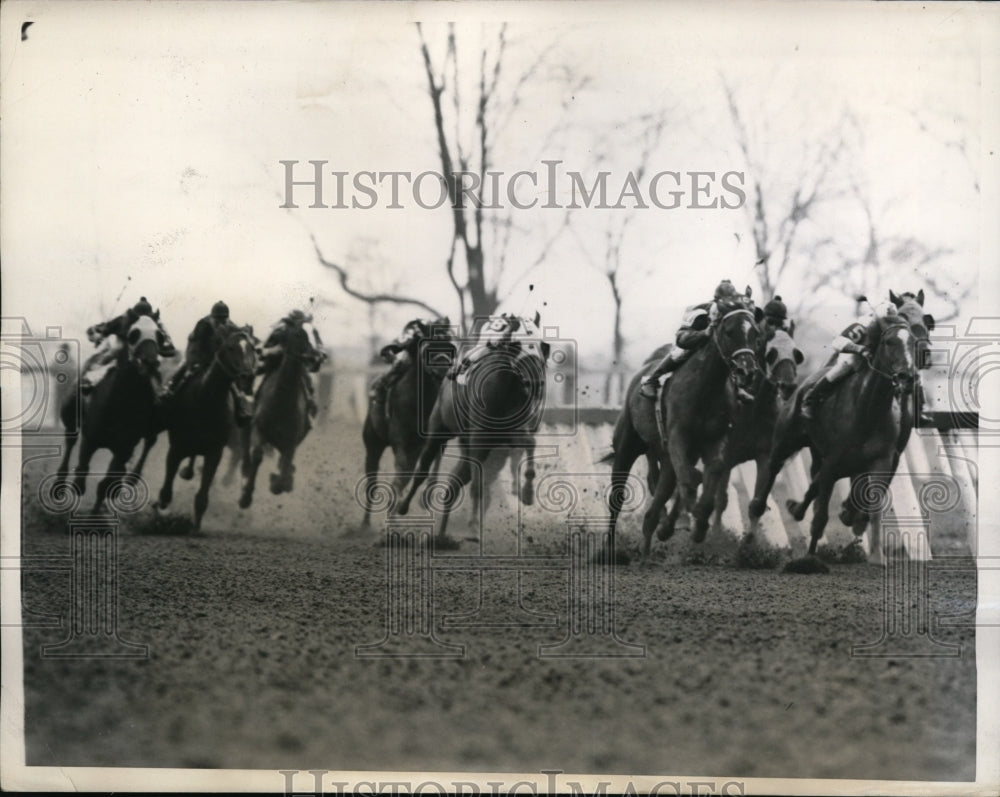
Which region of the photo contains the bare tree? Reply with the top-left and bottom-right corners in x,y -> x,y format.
721,74 -> 851,306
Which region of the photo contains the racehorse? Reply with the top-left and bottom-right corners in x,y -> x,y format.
395,315 -> 550,543
748,314 -> 917,564
238,314 -> 315,509
55,315 -> 164,512
656,327 -> 803,549
360,322 -> 455,528
153,325 -> 256,531
605,291 -> 762,558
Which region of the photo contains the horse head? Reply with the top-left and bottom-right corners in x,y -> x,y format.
871,317 -> 917,397
764,328 -> 803,401
419,317 -> 457,380
125,315 -> 162,377
712,298 -> 761,393
216,325 -> 258,382
890,289 -> 934,369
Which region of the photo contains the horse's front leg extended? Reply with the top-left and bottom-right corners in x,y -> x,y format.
193,448 -> 223,533
641,461 -> 676,560
667,429 -> 699,535
693,442 -> 728,543
238,428 -> 263,509
155,445 -> 184,510
95,452 -> 131,514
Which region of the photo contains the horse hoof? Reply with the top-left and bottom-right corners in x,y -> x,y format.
396,502 -> 410,517
786,499 -> 806,521
521,485 -> 534,506
692,520 -> 709,544
839,508 -> 854,527
748,498 -> 766,518
268,474 -> 282,495
238,494 -> 252,510
655,521 -> 674,542
179,465 -> 194,481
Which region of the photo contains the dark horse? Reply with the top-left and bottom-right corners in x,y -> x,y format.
238,314 -> 314,509
606,293 -> 762,558
657,326 -> 803,546
153,325 -> 257,531
55,315 -> 164,511
360,323 -> 455,529
396,316 -> 550,543
748,315 -> 917,564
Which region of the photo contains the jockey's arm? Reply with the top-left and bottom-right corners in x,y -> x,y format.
675,309 -> 712,350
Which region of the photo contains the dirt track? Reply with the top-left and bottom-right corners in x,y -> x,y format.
18,415 -> 976,781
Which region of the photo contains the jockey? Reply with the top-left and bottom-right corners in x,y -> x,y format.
800,302 -> 897,420
762,295 -> 791,335
80,297 -> 176,393
257,309 -> 328,418
449,313 -> 518,380
368,318 -> 439,411
161,301 -> 254,424
639,279 -> 753,401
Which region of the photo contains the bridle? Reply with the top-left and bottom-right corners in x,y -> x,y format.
711,306 -> 759,388
214,329 -> 256,380
864,321 -> 915,395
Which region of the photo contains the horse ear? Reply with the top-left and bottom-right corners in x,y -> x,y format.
534,311 -> 541,327
793,348 -> 804,365
540,340 -> 551,360
923,313 -> 935,332
788,319 -> 796,337
745,285 -> 752,298
916,289 -> 925,306
889,290 -> 902,307
765,347 -> 778,366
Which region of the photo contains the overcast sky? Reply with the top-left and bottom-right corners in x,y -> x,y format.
1,1 -> 994,366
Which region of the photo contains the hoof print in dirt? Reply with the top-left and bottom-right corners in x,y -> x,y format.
783,555 -> 831,575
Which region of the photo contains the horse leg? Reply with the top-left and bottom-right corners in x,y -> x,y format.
807,466 -> 837,556
864,464 -> 895,566
72,436 -> 97,497
607,435 -> 644,554
518,436 -> 536,506
641,463 -> 676,561
193,447 -> 223,533
361,419 -> 387,528
667,428 -> 699,536
272,447 -> 296,494
238,427 -> 264,509
94,451 -> 131,513
693,443 -> 728,543
397,435 -> 447,516
711,466 -> 731,536
840,474 -> 861,528
56,430 -> 79,490
645,453 -> 660,498
179,456 -> 196,481
155,445 -> 184,510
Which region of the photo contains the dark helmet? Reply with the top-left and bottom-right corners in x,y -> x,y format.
713,279 -> 737,301
132,297 -> 153,317
763,295 -> 788,323
211,301 -> 230,321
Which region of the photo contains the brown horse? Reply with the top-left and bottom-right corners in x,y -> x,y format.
153,325 -> 257,531
659,327 -> 802,545
238,315 -> 315,509
395,316 -> 549,543
605,295 -> 762,558
55,315 -> 164,512
360,325 -> 455,528
748,316 -> 917,563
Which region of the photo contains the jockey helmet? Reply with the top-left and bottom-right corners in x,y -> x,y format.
211,301 -> 230,321
763,295 -> 788,323
713,279 -> 738,301
132,297 -> 154,317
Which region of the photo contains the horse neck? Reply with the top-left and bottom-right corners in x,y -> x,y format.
688,341 -> 729,395
202,353 -> 236,397
856,361 -> 898,427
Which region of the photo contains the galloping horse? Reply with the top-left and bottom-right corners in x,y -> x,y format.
396,315 -> 550,543
56,315 -> 165,511
360,321 -> 455,528
606,292 -> 762,558
238,314 -> 315,509
658,327 -> 803,545
153,325 -> 257,531
748,315 -> 917,563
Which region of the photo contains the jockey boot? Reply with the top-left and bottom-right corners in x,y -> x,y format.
640,349 -> 686,399
800,377 -> 835,420
735,385 -> 755,404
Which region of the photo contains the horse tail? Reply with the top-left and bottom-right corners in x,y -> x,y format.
597,397 -> 634,465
